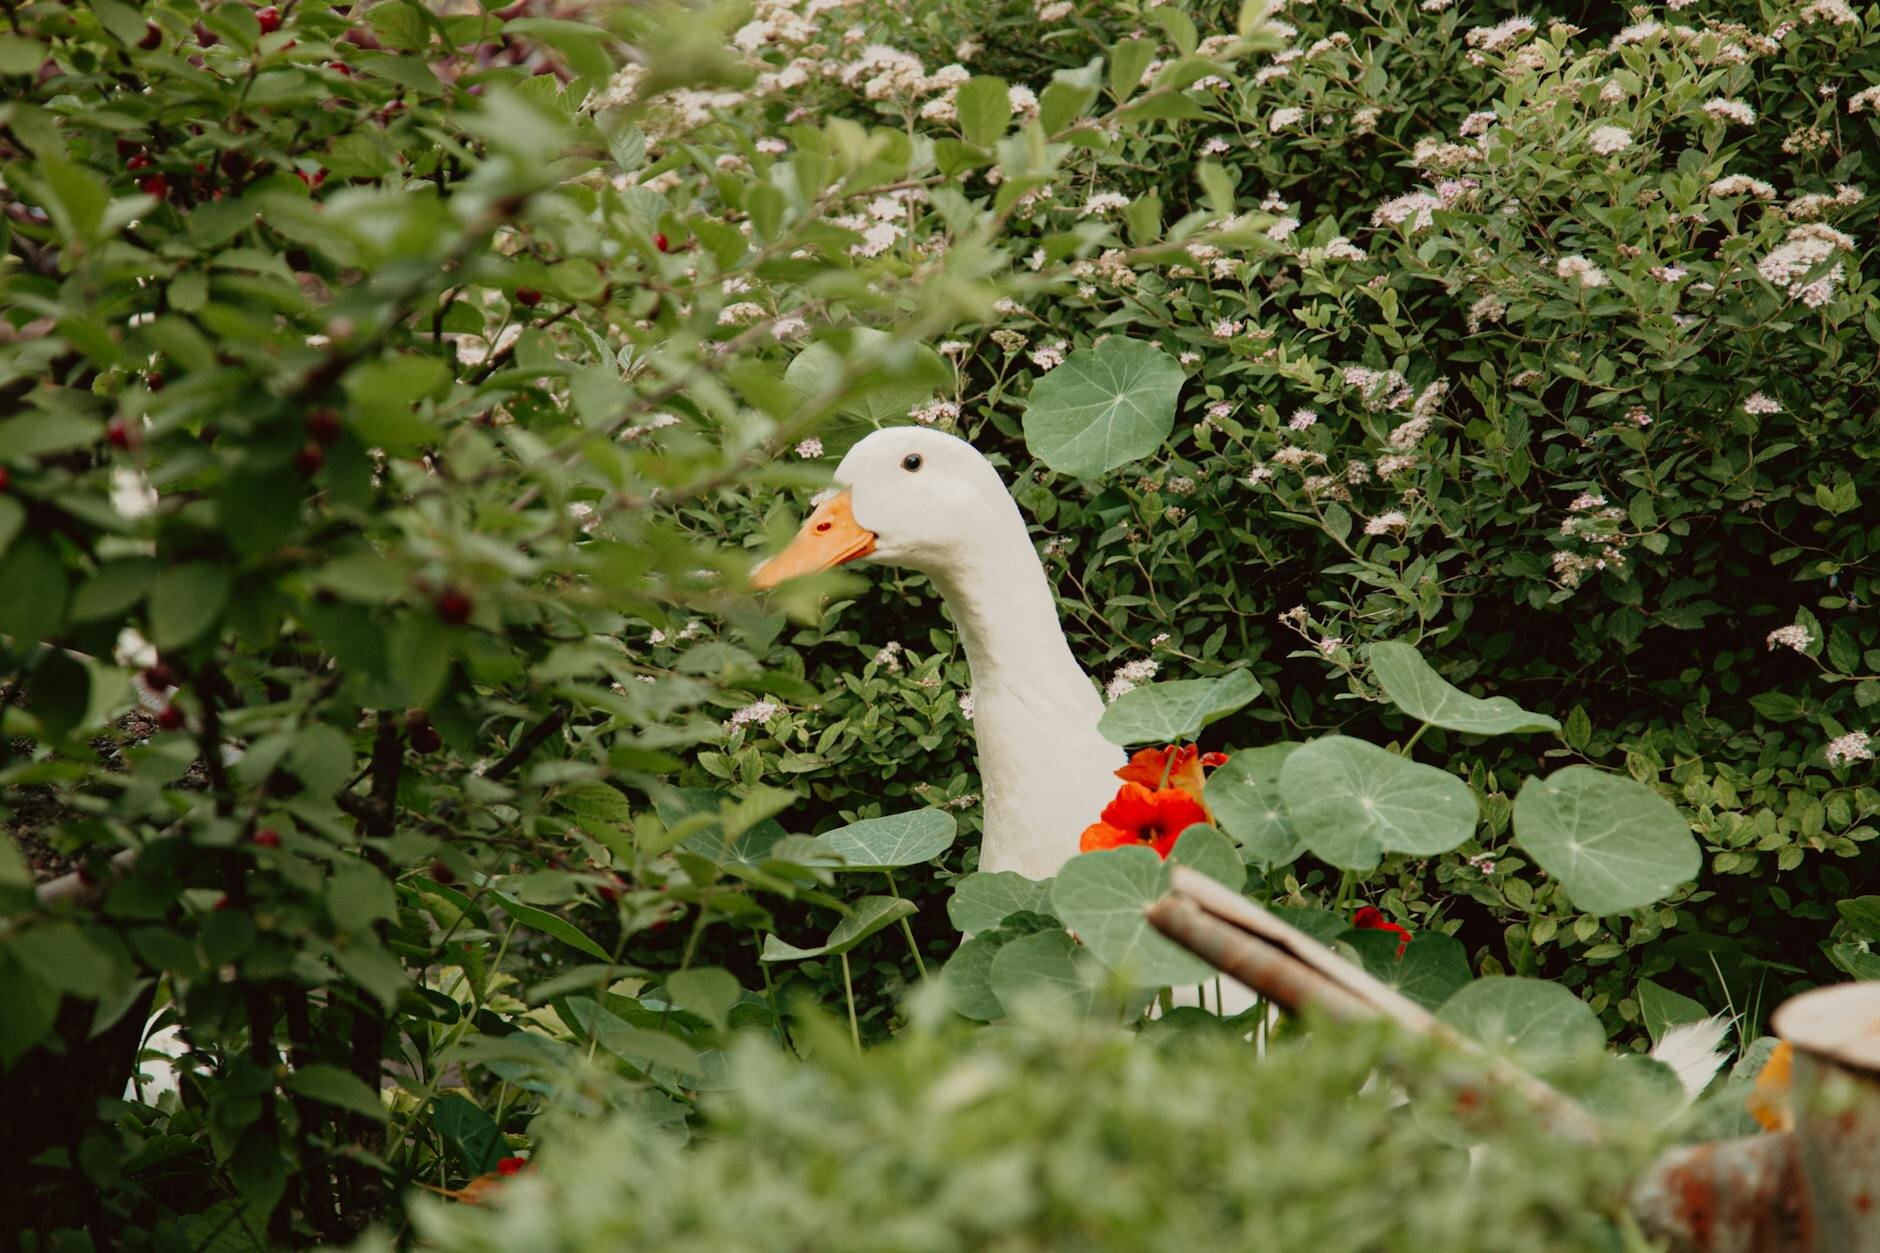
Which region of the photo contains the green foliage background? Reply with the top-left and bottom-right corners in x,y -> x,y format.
0,0 -> 1876,1243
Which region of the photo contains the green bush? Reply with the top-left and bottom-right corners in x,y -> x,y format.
1,0 -> 1875,1242
394,1002 -> 1661,1253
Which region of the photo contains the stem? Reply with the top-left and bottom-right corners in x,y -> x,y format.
883,873 -> 928,979
1399,723 -> 1429,757
840,952 -> 860,1051
1333,869 -> 1357,916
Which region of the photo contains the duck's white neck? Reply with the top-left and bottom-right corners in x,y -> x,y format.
920,542 -> 1124,880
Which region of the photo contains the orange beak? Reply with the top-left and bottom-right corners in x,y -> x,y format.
752,490 -> 877,590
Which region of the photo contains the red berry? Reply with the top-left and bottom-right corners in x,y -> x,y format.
294,168 -> 326,190
145,372 -> 165,392
433,588 -> 473,625
220,149 -> 249,178
328,60 -> 352,76
140,173 -> 169,202
126,153 -> 152,171
515,287 -> 541,308
116,138 -> 140,158
138,21 -> 162,49
141,662 -> 179,690
409,724 -> 442,754
213,894 -> 232,912
255,6 -> 281,33
294,441 -> 325,476
0,467 -> 9,492
106,416 -> 134,449
596,875 -> 622,903
253,828 -> 281,847
430,859 -> 456,885
156,703 -> 186,730
306,407 -> 343,444
653,232 -> 669,252
195,21 -> 218,45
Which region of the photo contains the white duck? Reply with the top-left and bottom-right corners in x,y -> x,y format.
754,426 -> 1125,879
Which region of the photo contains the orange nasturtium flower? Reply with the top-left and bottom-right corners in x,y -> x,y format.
1080,783 -> 1211,858
1351,906 -> 1413,958
1081,744 -> 1229,858
1747,1040 -> 1794,1133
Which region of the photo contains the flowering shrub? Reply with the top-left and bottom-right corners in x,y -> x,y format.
1,0 -> 1876,1242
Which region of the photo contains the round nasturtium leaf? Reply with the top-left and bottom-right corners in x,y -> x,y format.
947,871 -> 1052,934
1512,767 -> 1699,915
1167,824 -> 1245,892
1342,928 -> 1472,1012
1050,846 -> 1213,988
1096,670 -> 1258,747
1204,743 -> 1304,867
1435,976 -> 1606,1072
988,929 -> 1092,1017
1021,336 -> 1184,478
1277,736 -> 1478,871
1369,641 -> 1561,736
815,808 -> 958,871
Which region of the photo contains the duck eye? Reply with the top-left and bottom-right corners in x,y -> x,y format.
902,453 -> 923,472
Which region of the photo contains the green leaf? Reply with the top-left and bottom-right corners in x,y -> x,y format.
666,967 -> 741,1031
9,922 -> 117,997
0,412 -> 104,460
956,76 -> 1011,147
1021,337 -> 1184,478
70,558 -> 159,622
432,1094 -> 505,1175
947,871 -> 1052,934
1050,846 -> 1212,987
815,808 -> 956,871
760,896 -> 916,962
1512,767 -> 1699,915
1346,928 -> 1472,1011
148,563 -> 230,649
0,538 -> 68,644
1166,824 -> 1244,891
327,860 -> 397,932
0,496 -> 21,557
27,650 -> 90,742
988,930 -> 1091,1016
1369,642 -> 1560,735
1096,670 -> 1257,746
284,1063 -> 387,1121
1436,977 -> 1605,1072
1277,736 -> 1478,871
41,154 -> 108,243
489,890 -> 613,961
1204,743 -> 1304,867
1837,896 -> 1880,940
1636,978 -> 1709,1045
941,931 -> 1009,1020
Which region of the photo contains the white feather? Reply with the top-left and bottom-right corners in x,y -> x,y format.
1649,1014 -> 1733,1104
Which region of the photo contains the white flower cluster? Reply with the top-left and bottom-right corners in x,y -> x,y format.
1765,625 -> 1812,653
1587,125 -> 1632,155
1742,391 -> 1783,415
1556,255 -> 1608,288
1364,510 -> 1408,535
1701,98 -> 1755,125
1709,174 -> 1777,199
1105,658 -> 1159,702
1757,224 -> 1856,307
1343,366 -> 1412,412
724,700 -> 780,731
1824,731 -> 1873,767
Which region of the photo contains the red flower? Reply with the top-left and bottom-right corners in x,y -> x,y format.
1115,744 -> 1208,798
1079,782 -> 1209,859
495,1155 -> 527,1176
1352,906 -> 1412,958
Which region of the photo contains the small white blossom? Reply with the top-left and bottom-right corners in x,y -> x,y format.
1288,408 -> 1318,431
1587,125 -> 1633,155
1556,255 -> 1609,288
1364,510 -> 1408,535
1105,658 -> 1160,703
1268,106 -> 1306,132
1702,98 -> 1756,125
1766,625 -> 1812,653
1743,391 -> 1782,415
1825,731 -> 1873,766
794,438 -> 823,458
724,700 -> 780,731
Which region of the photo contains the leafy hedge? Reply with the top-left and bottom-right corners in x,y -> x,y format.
1,0 -> 1876,1243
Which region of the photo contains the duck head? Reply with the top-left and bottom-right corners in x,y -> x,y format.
752,427 -> 1025,588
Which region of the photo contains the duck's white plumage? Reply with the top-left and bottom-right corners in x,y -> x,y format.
761,427 -> 1124,879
